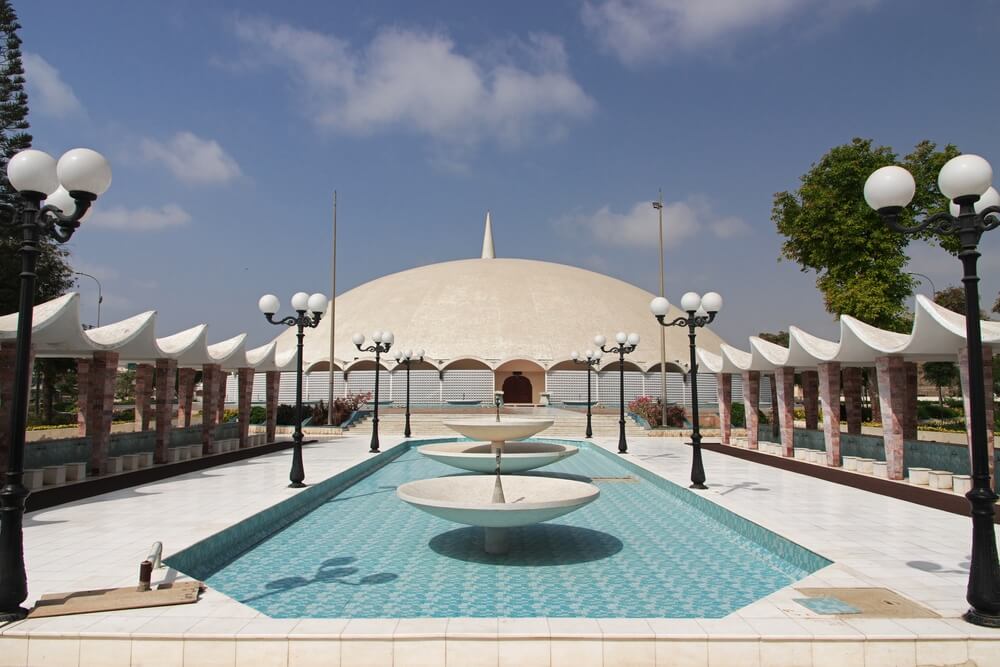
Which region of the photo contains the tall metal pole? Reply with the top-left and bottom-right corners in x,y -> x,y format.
371,349 -> 381,453
327,192 -> 337,424
585,366 -> 593,438
0,203 -> 41,622
686,321 -> 706,489
73,271 -> 102,327
655,190 -> 667,427
404,360 -> 412,438
290,322 -> 306,487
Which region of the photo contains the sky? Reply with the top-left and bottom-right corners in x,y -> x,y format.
16,0 -> 1000,350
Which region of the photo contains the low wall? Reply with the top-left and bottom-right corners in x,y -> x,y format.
758,425 -> 999,490
24,437 -> 90,469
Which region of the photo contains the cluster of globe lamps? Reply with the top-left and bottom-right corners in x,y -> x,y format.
864,153 -> 999,627
1,148 -> 113,622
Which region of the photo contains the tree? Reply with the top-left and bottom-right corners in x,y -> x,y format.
922,289 -> 966,407
773,138 -> 960,332
993,292 -> 999,316
0,0 -> 75,316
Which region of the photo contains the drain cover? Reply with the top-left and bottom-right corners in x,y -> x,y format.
795,588 -> 938,618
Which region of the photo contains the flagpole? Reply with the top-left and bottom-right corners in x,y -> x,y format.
327,191 -> 337,424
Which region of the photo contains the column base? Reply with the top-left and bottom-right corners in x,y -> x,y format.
963,607 -> 1000,628
484,527 -> 508,555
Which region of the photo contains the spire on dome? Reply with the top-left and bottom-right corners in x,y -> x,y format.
481,210 -> 495,259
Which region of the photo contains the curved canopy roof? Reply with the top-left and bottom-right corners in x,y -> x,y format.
698,295 -> 1000,373
0,292 -> 297,371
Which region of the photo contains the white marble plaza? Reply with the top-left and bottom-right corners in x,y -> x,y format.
0,434 -> 998,667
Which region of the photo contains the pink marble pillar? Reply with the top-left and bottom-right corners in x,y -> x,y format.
903,362 -> 918,441
215,370 -> 227,426
237,368 -> 254,448
201,363 -> 220,454
869,368 -> 882,423
83,351 -> 119,476
0,342 -> 18,471
134,363 -> 153,432
742,370 -> 760,450
775,367 -> 796,457
818,362 -> 841,467
802,370 -> 819,430
717,373 -> 732,445
842,366 -> 863,435
959,345 -> 994,478
876,355 -> 907,480
76,357 -> 90,437
177,367 -> 196,427
154,358 -> 176,464
266,370 -> 281,444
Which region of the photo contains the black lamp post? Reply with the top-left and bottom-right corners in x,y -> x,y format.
865,155 -> 1000,627
595,332 -> 639,454
394,348 -> 424,437
353,330 -> 393,453
571,349 -> 602,438
0,147 -> 112,623
258,291 -> 326,488
650,292 -> 722,490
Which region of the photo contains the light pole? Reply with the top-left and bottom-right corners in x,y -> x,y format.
258,291 -> 327,488
651,291 -> 723,490
906,271 -> 937,297
595,332 -> 639,453
73,271 -> 103,327
865,154 -> 1000,627
394,348 -> 424,437
0,147 -> 112,622
571,349 -> 601,438
353,330 -> 393,453
652,191 -> 667,427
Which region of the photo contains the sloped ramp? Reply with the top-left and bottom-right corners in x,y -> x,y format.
28,580 -> 203,618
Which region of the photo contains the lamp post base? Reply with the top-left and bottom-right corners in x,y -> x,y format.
0,607 -> 27,623
689,482 -> 708,490
288,481 -> 307,489
963,608 -> 1000,628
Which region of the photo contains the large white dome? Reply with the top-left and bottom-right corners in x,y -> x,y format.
274,256 -> 726,370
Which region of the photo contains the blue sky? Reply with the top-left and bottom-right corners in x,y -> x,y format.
18,0 -> 1000,349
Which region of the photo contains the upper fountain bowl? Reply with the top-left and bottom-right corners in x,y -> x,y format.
441,417 -> 554,443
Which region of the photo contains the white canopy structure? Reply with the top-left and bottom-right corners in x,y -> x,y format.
0,292 -> 298,371
698,294 -> 1000,372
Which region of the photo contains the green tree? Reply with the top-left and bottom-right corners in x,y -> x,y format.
922,288 -> 967,407
773,138 -> 960,332
993,292 -> 999,315
0,0 -> 74,316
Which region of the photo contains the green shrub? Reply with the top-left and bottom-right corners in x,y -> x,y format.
730,402 -> 745,427
222,408 -> 239,423
250,405 -> 266,424
917,403 -> 961,420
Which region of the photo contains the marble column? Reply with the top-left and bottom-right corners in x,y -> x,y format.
154,358 -> 176,464
903,362 -> 919,441
842,366 -> 863,435
959,345 -> 995,478
177,367 -> 196,427
237,368 -> 254,448
215,370 -> 227,427
775,367 -> 796,457
201,363 -> 220,455
133,363 -> 154,432
266,370 -> 281,444
80,351 -> 119,476
818,362 -> 841,467
876,356 -> 907,480
717,373 -> 732,445
802,370 -> 819,430
742,370 -> 760,450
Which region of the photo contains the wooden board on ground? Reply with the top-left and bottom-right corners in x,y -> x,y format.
28,581 -> 204,618
796,587 -> 939,618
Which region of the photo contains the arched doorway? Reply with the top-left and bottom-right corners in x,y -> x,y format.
503,374 -> 532,404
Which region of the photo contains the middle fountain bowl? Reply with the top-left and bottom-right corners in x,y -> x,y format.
418,417 -> 578,473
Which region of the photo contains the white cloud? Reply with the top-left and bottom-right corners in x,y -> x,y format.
581,0 -> 878,65
563,196 -> 748,248
229,19 -> 594,147
23,53 -> 83,118
88,204 -> 191,231
140,131 -> 242,185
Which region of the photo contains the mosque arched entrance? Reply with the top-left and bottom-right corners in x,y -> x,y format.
502,374 -> 532,404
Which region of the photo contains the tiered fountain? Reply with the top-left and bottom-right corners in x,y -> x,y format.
397,406 -> 599,554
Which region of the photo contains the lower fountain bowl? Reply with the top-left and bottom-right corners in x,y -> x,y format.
396,475 -> 600,528
417,441 -> 579,473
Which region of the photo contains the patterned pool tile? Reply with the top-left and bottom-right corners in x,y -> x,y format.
190,441 -> 830,618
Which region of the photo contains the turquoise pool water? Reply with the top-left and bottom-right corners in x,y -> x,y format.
180,440 -> 829,618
